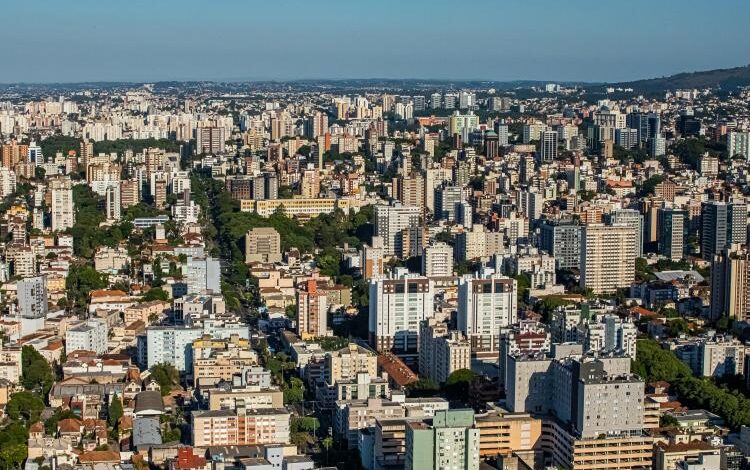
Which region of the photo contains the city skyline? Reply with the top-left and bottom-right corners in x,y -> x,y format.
2,0 -> 750,83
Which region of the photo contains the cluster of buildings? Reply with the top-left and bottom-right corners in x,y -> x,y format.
2,74 -> 750,470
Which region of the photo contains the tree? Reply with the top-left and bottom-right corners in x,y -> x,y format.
66,264 -> 108,312
0,444 -> 27,470
322,436 -> 334,465
291,416 -> 319,433
631,339 -> 692,383
406,378 -> 440,398
5,391 -> 45,422
513,273 -> 531,306
443,369 -> 478,400
285,304 -> 297,320
660,414 -> 679,427
44,408 -> 78,435
21,346 -> 54,396
108,393 -> 124,428
284,377 -> 304,405
142,287 -> 169,302
149,363 -> 180,396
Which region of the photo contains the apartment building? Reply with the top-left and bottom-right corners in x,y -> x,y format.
191,407 -> 290,447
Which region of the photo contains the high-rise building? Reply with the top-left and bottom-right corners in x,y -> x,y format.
0,167 -> 16,198
422,242 -> 453,277
539,220 -> 581,269
393,173 -> 425,209
245,227 -> 282,263
418,319 -> 471,385
1,141 -> 29,168
363,241 -> 385,280
727,131 -> 750,160
17,276 -> 48,319
658,208 -> 687,261
608,209 -> 644,258
105,183 -> 121,221
539,130 -> 558,162
405,410 -> 479,470
458,91 -> 476,109
614,128 -> 639,149
523,122 -> 547,143
701,201 -> 747,260
484,131 -> 499,159
711,244 -> 750,321
153,177 -> 167,209
650,135 -> 666,157
457,274 -> 517,357
186,256 -> 221,294
120,179 -> 140,208
296,280 -> 328,339
369,275 -> 435,362
304,111 -> 329,139
49,176 -> 74,232
434,185 -> 464,222
580,224 -> 636,293
430,93 -> 442,109
196,126 -> 226,154
78,140 -> 93,169
585,314 -> 638,358
443,93 -> 457,109
374,203 -> 422,257
448,111 -> 479,138
300,169 -> 320,198
518,189 -> 543,221
496,122 -> 509,146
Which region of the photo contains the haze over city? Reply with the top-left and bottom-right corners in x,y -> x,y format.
3,2 -> 750,470
2,0 -> 750,83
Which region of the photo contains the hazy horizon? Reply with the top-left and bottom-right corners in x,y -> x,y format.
2,0 -> 749,84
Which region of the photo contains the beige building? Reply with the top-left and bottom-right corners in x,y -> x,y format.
300,169 -> 320,198
418,319 -> 470,384
653,441 -> 720,470
326,343 -> 378,385
206,387 -> 283,411
421,242 -> 453,277
245,227 -> 282,263
191,407 -> 289,447
542,419 -> 653,470
124,300 -> 170,326
711,244 -> 750,321
296,280 -> 328,340
335,397 -> 405,447
192,335 -> 258,386
49,176 -> 75,232
580,223 -> 636,293
0,344 -> 22,384
241,198 -> 362,219
474,407 -> 542,460
93,247 -> 130,273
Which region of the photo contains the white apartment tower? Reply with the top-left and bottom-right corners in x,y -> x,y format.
369,275 -> 435,363
50,176 -> 74,232
457,274 -> 518,357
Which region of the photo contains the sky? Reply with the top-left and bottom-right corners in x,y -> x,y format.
1,0 -> 749,84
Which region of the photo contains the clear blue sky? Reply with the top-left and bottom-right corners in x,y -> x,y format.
2,0 -> 749,83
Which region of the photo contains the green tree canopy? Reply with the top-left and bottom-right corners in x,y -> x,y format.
21,346 -> 54,396
149,363 -> 180,396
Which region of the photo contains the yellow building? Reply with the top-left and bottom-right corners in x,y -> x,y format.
240,197 -> 363,219
474,407 -> 543,458
192,335 -> 258,386
542,420 -> 653,469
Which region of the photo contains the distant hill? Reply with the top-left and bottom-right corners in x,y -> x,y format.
610,64 -> 750,92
